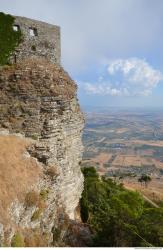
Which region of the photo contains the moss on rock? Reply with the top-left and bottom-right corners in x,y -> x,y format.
0,12 -> 22,65
31,209 -> 42,221
11,233 -> 25,247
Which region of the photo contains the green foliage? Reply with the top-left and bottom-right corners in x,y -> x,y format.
0,12 -> 22,65
80,186 -> 89,222
82,166 -> 99,178
31,45 -> 36,51
110,190 -> 144,219
52,227 -> 61,243
80,167 -> 163,247
31,134 -> 38,140
138,208 -> 163,247
31,209 -> 42,221
40,189 -> 49,201
11,233 -> 25,247
138,174 -> 152,187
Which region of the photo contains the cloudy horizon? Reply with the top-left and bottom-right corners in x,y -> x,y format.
1,0 -> 163,108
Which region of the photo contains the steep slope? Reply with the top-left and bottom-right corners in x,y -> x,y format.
0,58 -> 84,246
0,135 -> 42,225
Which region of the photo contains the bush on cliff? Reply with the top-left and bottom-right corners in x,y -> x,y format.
0,12 -> 22,65
80,166 -> 163,247
11,233 -> 25,247
25,191 -> 39,207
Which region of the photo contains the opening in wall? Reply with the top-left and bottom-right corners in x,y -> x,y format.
29,27 -> 38,37
13,25 -> 20,32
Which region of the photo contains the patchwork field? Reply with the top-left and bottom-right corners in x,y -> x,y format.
82,108 -> 163,202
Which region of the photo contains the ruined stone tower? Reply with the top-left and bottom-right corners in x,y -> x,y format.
10,16 -> 61,64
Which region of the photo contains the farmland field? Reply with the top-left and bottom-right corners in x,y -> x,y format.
82,107 -> 163,202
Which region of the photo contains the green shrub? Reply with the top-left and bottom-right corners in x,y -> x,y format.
31,45 -> 36,51
80,167 -> 163,247
40,189 -> 49,201
52,228 -> 61,242
31,209 -> 42,221
31,134 -> 38,140
0,12 -> 22,65
80,195 -> 89,223
11,233 -> 25,247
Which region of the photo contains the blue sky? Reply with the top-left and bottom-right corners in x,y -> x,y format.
1,0 -> 163,107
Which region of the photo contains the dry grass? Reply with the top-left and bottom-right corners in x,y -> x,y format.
152,159 -> 163,169
0,135 -> 42,224
46,165 -> 59,178
112,154 -> 163,168
116,128 -> 129,134
129,139 -> 163,147
124,178 -> 163,202
112,155 -> 125,166
104,139 -> 163,148
93,153 -> 112,167
23,228 -> 49,247
25,191 -> 39,207
123,155 -> 141,167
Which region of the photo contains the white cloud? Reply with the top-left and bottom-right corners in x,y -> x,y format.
108,58 -> 162,88
83,82 -> 122,96
83,58 -> 163,96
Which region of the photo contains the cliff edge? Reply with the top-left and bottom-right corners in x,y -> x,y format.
0,58 -> 85,246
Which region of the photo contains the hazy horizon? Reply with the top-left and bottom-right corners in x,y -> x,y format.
81,104 -> 163,112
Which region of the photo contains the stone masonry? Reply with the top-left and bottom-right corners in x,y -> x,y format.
10,16 -> 60,64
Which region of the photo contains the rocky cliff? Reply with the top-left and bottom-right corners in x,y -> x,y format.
0,58 -> 85,246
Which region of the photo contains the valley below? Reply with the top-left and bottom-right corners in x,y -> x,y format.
82,107 -> 163,204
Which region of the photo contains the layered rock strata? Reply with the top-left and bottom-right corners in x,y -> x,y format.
0,58 -> 84,246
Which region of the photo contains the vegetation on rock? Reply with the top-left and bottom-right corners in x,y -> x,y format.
11,233 -> 25,247
40,189 -> 49,201
31,209 -> 42,221
24,229 -> 49,247
80,166 -> 163,247
138,174 -> 152,187
25,191 -> 39,207
46,166 -> 59,179
0,12 -> 22,65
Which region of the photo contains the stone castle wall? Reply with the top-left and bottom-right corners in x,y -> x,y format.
10,16 -> 60,64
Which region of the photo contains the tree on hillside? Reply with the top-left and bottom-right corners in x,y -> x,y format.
80,167 -> 147,247
138,207 -> 163,247
138,175 -> 151,188
80,167 -> 163,247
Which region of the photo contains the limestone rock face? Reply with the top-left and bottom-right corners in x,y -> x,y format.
0,58 -> 84,246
